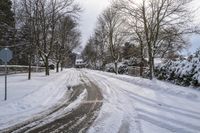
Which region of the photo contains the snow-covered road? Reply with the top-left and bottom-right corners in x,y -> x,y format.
0,69 -> 82,130
0,69 -> 200,133
83,69 -> 200,133
0,69 -> 103,133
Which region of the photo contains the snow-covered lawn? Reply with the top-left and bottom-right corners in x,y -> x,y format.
0,69 -> 81,129
83,69 -> 200,133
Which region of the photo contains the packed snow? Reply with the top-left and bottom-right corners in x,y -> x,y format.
83,69 -> 200,133
0,69 -> 82,129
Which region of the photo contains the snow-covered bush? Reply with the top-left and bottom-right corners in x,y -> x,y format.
123,57 -> 140,66
155,52 -> 200,87
105,62 -> 128,74
105,57 -> 148,75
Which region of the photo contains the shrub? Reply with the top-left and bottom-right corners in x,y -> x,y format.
155,50 -> 200,87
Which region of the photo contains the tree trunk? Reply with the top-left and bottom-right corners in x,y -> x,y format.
148,43 -> 153,80
114,61 -> 118,75
61,67 -> 63,71
56,62 -> 59,73
140,43 -> 144,77
61,62 -> 64,71
102,61 -> 106,71
45,57 -> 49,76
152,57 -> 155,77
28,55 -> 32,80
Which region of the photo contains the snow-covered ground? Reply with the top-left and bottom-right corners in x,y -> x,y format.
1,69 -> 200,133
0,69 -> 82,129
83,69 -> 200,133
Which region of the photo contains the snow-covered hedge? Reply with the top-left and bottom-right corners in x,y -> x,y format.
105,57 -> 141,74
105,57 -> 149,75
105,62 -> 128,74
155,53 -> 200,87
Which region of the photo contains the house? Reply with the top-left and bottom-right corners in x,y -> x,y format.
75,58 -> 86,68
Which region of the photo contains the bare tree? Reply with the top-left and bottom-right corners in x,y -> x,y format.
120,10 -> 146,77
20,0 -> 38,79
83,19 -> 109,70
82,36 -> 98,68
99,6 -> 125,74
94,18 -> 108,70
20,0 -> 81,76
53,16 -> 80,72
115,0 -> 199,79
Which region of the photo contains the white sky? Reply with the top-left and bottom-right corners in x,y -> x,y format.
76,0 -> 110,48
76,0 -> 200,54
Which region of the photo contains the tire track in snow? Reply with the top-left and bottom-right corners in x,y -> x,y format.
139,114 -> 195,133
138,109 -> 200,130
121,90 -> 200,120
1,71 -> 103,133
84,70 -> 200,133
96,73 -> 200,133
93,71 -> 199,101
84,70 -> 142,133
0,85 -> 84,133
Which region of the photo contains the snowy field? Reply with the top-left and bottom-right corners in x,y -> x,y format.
0,69 -> 200,133
0,69 -> 81,129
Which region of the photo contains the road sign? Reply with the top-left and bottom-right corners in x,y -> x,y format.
0,48 -> 13,63
0,48 -> 13,101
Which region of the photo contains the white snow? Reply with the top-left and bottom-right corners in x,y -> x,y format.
1,68 -> 200,133
0,69 -> 82,129
20,88 -> 88,132
83,69 -> 200,133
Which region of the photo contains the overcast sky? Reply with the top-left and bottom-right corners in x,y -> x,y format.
76,0 -> 200,55
75,0 -> 110,51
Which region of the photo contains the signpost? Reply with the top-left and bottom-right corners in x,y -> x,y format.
0,48 -> 13,101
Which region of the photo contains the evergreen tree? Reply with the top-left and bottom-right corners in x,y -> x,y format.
0,0 -> 15,46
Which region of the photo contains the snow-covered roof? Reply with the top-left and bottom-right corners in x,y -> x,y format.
76,59 -> 83,62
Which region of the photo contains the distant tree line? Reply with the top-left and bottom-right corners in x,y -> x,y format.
0,0 -> 81,79
82,0 -> 200,79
